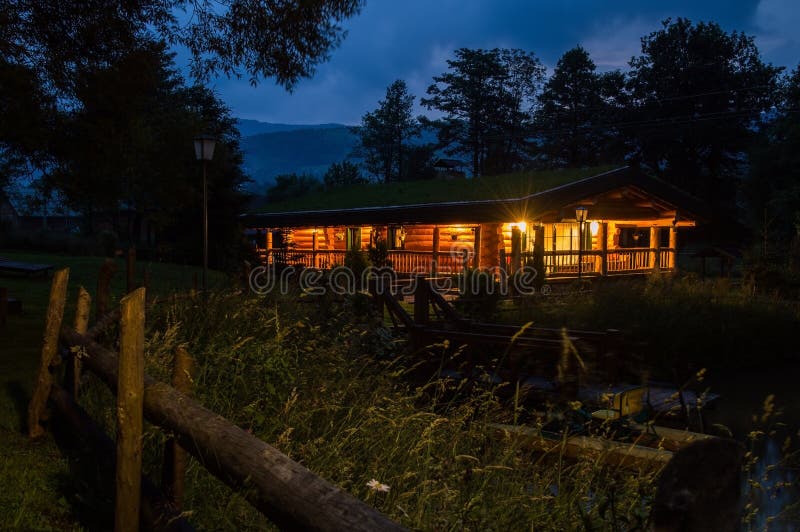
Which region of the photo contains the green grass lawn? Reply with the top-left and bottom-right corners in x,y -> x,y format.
258,166 -> 615,212
0,250 -> 228,530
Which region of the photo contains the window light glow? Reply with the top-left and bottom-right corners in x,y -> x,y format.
590,221 -> 599,236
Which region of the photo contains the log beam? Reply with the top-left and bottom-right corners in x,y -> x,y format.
60,328 -> 406,532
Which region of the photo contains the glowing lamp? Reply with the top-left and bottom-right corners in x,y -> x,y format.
575,206 -> 588,223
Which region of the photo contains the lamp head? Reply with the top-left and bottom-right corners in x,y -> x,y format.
194,135 -> 216,161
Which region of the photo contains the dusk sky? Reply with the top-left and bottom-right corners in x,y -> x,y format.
191,0 -> 800,126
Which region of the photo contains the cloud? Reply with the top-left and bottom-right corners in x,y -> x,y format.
581,17 -> 656,70
753,0 -> 800,67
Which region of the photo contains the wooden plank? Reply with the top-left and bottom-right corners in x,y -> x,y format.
60,328 -> 407,532
27,267 -> 70,438
162,346 -> 193,508
71,287 -> 91,397
116,287 -> 146,532
487,423 -> 672,469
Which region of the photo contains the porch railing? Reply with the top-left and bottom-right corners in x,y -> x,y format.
257,247 -> 675,277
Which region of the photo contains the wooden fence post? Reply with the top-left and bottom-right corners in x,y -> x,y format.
27,268 -> 70,438
162,346 -> 193,509
126,247 -> 136,293
70,287 -> 91,397
116,287 -> 146,532
0,286 -> 7,327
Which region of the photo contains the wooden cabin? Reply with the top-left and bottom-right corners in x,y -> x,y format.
241,167 -> 703,279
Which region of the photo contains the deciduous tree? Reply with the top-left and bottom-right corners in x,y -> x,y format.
626,18 -> 781,214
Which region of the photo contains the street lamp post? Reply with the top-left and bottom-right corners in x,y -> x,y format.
575,206 -> 588,282
194,135 -> 216,294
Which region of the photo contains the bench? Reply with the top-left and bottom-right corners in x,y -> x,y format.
0,259 -> 55,277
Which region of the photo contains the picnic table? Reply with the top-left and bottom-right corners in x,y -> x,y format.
0,258 -> 55,277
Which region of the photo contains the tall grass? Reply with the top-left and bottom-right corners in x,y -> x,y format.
74,284 -> 798,530
501,274 -> 800,378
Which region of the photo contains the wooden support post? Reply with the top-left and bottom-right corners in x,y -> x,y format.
27,268 -> 70,438
649,226 -> 659,270
600,222 -> 608,276
126,247 -> 136,293
669,226 -> 678,270
163,346 -> 193,509
0,286 -> 6,327
510,226 -> 522,275
97,259 -> 117,318
472,226 -> 481,269
431,227 -> 440,276
116,287 -> 146,532
532,224 -> 545,285
311,229 -> 317,268
265,229 -> 273,266
413,277 -> 429,325
70,287 -> 91,397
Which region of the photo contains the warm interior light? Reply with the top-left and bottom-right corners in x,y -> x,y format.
517,221 -> 527,232
590,221 -> 599,236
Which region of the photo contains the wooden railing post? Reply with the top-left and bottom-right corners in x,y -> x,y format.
70,287 -> 91,397
472,226 -> 481,269
600,222 -> 608,276
510,226 -> 521,275
163,346 -> 193,509
311,229 -> 318,268
27,268 -> 70,438
649,227 -> 659,270
669,226 -> 678,270
431,227 -> 440,276
116,287 -> 146,532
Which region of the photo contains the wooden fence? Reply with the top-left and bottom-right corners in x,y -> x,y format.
27,268 -> 405,532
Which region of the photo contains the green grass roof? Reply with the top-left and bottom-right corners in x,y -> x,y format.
257,166 -> 616,213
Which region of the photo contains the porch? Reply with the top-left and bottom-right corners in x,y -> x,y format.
255,246 -> 677,278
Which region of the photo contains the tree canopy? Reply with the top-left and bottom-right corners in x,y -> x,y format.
626,18 -> 781,209
535,46 -> 626,167
354,80 -> 421,183
422,48 -> 545,177
0,0 -> 364,94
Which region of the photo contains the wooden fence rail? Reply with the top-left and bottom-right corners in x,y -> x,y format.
60,327 -> 405,532
27,268 -> 405,532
